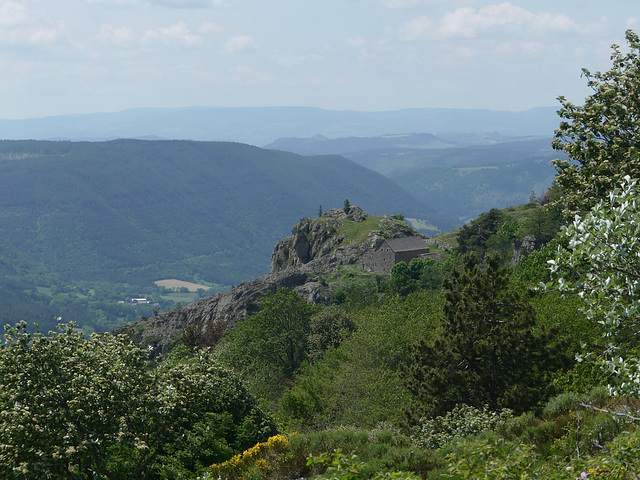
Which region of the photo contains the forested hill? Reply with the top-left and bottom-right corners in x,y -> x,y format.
0,139 -> 440,286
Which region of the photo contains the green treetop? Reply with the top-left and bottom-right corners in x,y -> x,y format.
0,321 -> 275,479
405,253 -> 571,420
553,29 -> 640,216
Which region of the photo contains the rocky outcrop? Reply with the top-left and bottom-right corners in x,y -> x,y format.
117,206 -> 421,353
510,235 -> 539,265
271,206 -> 415,273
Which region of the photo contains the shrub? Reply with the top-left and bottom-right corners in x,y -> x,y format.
410,404 -> 512,450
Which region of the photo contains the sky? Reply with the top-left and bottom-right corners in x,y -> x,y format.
0,0 -> 638,118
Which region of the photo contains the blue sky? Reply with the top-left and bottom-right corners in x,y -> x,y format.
1,0 -> 638,118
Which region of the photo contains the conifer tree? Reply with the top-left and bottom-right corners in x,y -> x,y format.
405,253 -> 570,420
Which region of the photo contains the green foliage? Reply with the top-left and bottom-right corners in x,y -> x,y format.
220,288 -> 321,397
204,427 -> 434,480
0,321 -> 275,479
405,253 -> 572,420
278,293 -> 443,429
384,257 -> 453,296
548,175 -> 640,396
456,208 -> 507,257
307,307 -> 356,362
308,450 -> 421,480
553,29 -> 640,216
425,392 -> 639,480
410,404 -> 513,450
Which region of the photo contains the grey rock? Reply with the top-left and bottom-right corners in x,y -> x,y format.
116,207 -> 420,353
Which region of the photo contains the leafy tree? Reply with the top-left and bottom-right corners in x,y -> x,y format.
343,198 -> 351,214
405,253 -> 571,420
385,257 -> 449,296
279,292 -> 443,428
307,306 -> 356,362
220,288 -> 320,396
0,321 -> 275,479
553,29 -> 640,216
456,208 -> 506,258
521,192 -> 564,245
548,175 -> 640,397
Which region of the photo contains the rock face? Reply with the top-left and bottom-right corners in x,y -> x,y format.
117,206 -> 421,353
271,206 -> 416,273
510,235 -> 539,265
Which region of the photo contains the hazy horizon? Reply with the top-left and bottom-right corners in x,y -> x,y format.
0,0 -> 636,119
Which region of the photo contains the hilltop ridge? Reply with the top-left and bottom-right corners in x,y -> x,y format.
119,206 -> 423,353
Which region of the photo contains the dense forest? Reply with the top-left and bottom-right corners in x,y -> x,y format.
2,29 -> 640,480
0,139 -> 441,334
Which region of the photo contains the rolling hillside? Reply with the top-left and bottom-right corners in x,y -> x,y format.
268,135 -> 565,227
0,139 -> 440,286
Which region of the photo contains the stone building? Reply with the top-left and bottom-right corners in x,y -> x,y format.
361,236 -> 433,274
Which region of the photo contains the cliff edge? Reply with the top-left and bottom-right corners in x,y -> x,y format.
116,206 -> 421,353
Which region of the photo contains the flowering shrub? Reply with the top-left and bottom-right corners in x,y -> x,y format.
308,450 -> 421,480
208,434 -> 293,480
410,404 -> 513,450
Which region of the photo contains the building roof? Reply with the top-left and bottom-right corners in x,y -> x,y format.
384,236 -> 428,252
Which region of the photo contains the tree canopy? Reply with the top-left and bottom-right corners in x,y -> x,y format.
0,321 -> 275,479
405,253 -> 571,420
553,29 -> 640,216
548,176 -> 640,397
220,288 -> 322,397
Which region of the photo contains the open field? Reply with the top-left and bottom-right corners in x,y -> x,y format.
154,279 -> 211,292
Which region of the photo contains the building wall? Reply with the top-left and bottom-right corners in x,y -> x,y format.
361,240 -> 431,274
395,248 -> 430,265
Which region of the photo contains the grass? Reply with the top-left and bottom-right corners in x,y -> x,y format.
503,202 -> 541,220
337,215 -> 384,245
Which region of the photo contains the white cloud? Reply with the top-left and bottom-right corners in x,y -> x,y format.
0,1 -> 63,45
275,52 -> 322,67
400,2 -> 578,40
227,65 -> 274,84
199,21 -> 223,34
97,24 -> 136,46
0,1 -> 28,27
83,0 -> 138,4
383,0 -> 419,8
223,35 -> 257,53
347,37 -> 366,47
148,0 -> 228,7
398,16 -> 434,41
143,22 -> 203,47
84,0 -> 227,5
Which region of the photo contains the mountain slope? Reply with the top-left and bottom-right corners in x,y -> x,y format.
266,135 -> 565,227
117,206 -> 424,353
0,139 -> 439,285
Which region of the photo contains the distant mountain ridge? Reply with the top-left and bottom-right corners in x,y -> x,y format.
266,134 -> 564,227
0,106 -> 559,146
266,133 -> 458,155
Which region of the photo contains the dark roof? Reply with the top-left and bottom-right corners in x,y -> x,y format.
384,236 -> 428,252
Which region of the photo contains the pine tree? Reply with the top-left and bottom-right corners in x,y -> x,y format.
405,253 -> 570,421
